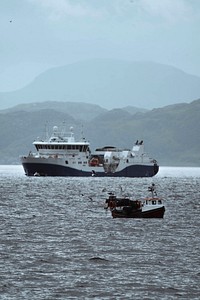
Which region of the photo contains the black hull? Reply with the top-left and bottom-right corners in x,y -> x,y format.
112,206 -> 165,218
22,162 -> 159,177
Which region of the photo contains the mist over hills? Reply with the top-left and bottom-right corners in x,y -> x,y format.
1,101 -> 148,121
1,59 -> 200,110
0,99 -> 200,166
1,101 -> 107,122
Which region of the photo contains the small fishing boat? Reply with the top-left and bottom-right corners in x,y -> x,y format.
105,184 -> 165,218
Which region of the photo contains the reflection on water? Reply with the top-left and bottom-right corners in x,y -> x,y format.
0,165 -> 200,299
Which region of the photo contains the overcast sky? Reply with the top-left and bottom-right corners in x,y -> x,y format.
1,0 -> 200,91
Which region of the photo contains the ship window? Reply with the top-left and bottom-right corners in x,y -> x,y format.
80,145 -> 87,152
158,200 -> 162,204
78,161 -> 82,164
65,160 -> 68,164
152,201 -> 156,205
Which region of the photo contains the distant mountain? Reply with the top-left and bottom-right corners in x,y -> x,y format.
0,101 -> 107,122
1,59 -> 200,110
1,101 -> 147,121
122,106 -> 148,114
0,99 -> 199,166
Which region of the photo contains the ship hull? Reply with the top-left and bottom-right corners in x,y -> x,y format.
21,161 -> 159,177
112,206 -> 165,218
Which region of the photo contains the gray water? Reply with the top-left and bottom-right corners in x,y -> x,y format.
0,166 -> 200,299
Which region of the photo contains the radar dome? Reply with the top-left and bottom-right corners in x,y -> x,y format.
53,126 -> 58,134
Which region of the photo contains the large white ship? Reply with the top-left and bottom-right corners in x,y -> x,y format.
20,125 -> 159,177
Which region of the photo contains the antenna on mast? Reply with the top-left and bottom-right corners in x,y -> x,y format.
45,122 -> 49,140
80,124 -> 85,140
61,121 -> 66,137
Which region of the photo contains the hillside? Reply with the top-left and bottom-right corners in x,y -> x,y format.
86,100 -> 200,166
1,101 -> 146,121
1,59 -> 200,110
1,101 -> 107,122
0,100 -> 199,166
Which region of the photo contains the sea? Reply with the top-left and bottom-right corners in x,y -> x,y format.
0,165 -> 199,300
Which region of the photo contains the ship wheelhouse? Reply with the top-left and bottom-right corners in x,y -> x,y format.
34,143 -> 90,152
33,125 -> 91,157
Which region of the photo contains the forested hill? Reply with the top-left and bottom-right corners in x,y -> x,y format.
0,99 -> 199,166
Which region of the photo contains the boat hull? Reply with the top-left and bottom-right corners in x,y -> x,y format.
21,161 -> 159,177
111,206 -> 165,218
